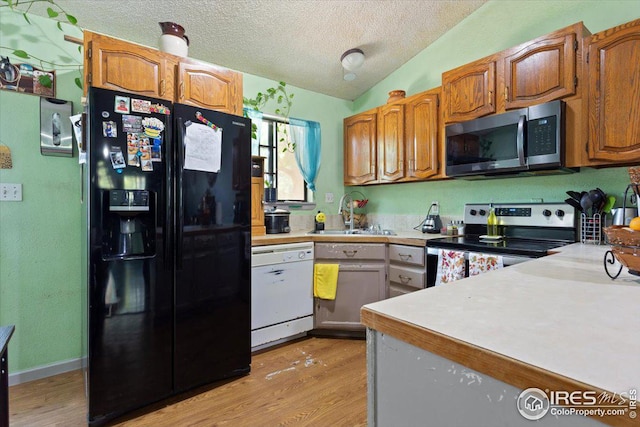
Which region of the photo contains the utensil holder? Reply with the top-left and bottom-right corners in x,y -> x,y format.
581,213 -> 602,244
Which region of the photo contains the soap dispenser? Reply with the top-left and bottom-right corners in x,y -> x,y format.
315,211 -> 326,231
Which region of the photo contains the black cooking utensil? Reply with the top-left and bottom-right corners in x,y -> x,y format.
564,198 -> 582,212
566,190 -> 582,202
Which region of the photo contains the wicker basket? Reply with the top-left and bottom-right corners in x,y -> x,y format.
604,226 -> 640,272
604,225 -> 640,246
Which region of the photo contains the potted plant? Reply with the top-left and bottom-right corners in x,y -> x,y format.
264,179 -> 277,203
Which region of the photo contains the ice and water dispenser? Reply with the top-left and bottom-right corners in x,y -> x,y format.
102,190 -> 156,259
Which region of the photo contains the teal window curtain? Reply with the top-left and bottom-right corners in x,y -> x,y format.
289,118 -> 321,192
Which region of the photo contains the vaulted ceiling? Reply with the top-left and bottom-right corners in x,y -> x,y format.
34,0 -> 487,100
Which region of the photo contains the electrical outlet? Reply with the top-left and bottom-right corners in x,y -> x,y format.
325,192 -> 334,203
431,201 -> 439,215
0,183 -> 22,201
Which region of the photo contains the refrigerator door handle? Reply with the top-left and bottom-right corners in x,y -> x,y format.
165,118 -> 173,269
176,117 -> 184,270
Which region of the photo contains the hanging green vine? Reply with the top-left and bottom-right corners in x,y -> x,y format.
243,81 -> 296,152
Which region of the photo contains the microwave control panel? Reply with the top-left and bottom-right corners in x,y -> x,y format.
527,115 -> 557,156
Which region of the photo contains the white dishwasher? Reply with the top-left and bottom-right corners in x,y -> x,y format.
251,242 -> 314,350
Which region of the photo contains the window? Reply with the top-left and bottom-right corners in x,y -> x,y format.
254,117 -> 309,202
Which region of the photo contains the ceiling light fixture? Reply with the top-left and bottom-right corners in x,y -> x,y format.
341,48 -> 365,81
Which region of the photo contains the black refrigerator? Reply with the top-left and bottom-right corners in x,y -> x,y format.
84,87 -> 251,425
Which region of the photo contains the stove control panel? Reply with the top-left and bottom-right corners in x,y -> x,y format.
464,203 -> 575,228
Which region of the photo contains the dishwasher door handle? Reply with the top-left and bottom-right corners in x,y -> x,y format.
268,269 -> 285,275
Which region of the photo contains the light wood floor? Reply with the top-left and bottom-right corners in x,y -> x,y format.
9,337 -> 367,426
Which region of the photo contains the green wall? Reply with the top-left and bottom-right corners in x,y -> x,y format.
350,0 -> 640,216
0,10 -> 84,371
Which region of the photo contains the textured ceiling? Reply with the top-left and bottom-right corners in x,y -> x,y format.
34,0 -> 487,100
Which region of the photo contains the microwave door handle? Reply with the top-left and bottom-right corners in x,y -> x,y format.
517,115 -> 526,166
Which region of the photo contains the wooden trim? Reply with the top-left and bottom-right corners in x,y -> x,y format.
361,308 -> 633,427
63,35 -> 83,45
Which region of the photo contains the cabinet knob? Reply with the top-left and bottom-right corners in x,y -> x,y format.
399,254 -> 412,261
343,250 -> 357,257
399,275 -> 411,284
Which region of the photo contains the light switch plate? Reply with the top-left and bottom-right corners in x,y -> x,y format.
0,183 -> 23,201
325,192 -> 334,203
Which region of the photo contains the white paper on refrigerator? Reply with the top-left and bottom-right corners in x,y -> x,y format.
183,123 -> 222,173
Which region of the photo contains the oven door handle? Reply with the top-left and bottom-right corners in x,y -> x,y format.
427,247 -> 533,266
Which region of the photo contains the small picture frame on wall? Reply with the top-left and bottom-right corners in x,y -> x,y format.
40,98 -> 73,157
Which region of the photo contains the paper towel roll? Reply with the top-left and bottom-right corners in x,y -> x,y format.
215,202 -> 223,225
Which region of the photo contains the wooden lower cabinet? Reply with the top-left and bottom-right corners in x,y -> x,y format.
251,177 -> 265,236
314,243 -> 387,331
388,244 -> 426,297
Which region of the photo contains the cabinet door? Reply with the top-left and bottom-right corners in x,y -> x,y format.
344,111 -> 377,185
314,262 -> 386,331
251,177 -> 264,227
587,19 -> 640,162
443,61 -> 496,123
504,33 -> 576,110
84,31 -> 175,101
377,103 -> 405,182
405,92 -> 439,180
177,60 -> 243,115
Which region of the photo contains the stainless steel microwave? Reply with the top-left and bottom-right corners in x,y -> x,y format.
445,100 -> 570,178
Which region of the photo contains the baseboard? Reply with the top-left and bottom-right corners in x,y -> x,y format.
9,357 -> 83,386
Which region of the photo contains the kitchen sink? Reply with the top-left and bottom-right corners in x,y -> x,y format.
307,229 -> 396,236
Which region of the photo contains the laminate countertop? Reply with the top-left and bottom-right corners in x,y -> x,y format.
251,230 -> 443,247
361,243 -> 640,427
0,326 -> 14,356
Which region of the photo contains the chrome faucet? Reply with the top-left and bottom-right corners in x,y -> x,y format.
338,192 -> 355,232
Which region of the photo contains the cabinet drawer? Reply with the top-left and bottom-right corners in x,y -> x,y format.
389,265 -> 425,290
389,283 -> 421,298
315,243 -> 386,260
388,244 -> 425,266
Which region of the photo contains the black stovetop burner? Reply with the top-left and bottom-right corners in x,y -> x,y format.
427,235 -> 572,258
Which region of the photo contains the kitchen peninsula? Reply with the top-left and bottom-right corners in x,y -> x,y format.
362,244 -> 639,427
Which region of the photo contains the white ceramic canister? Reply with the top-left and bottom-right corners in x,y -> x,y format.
159,22 -> 189,57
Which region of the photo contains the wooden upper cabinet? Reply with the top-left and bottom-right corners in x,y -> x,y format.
344,110 -> 377,185
587,18 -> 640,163
84,31 -> 175,101
377,103 -> 405,182
83,31 -> 243,114
504,33 -> 577,110
177,60 -> 243,115
442,60 -> 496,123
404,91 -> 439,180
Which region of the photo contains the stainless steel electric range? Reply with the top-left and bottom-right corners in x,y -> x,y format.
425,202 -> 578,287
